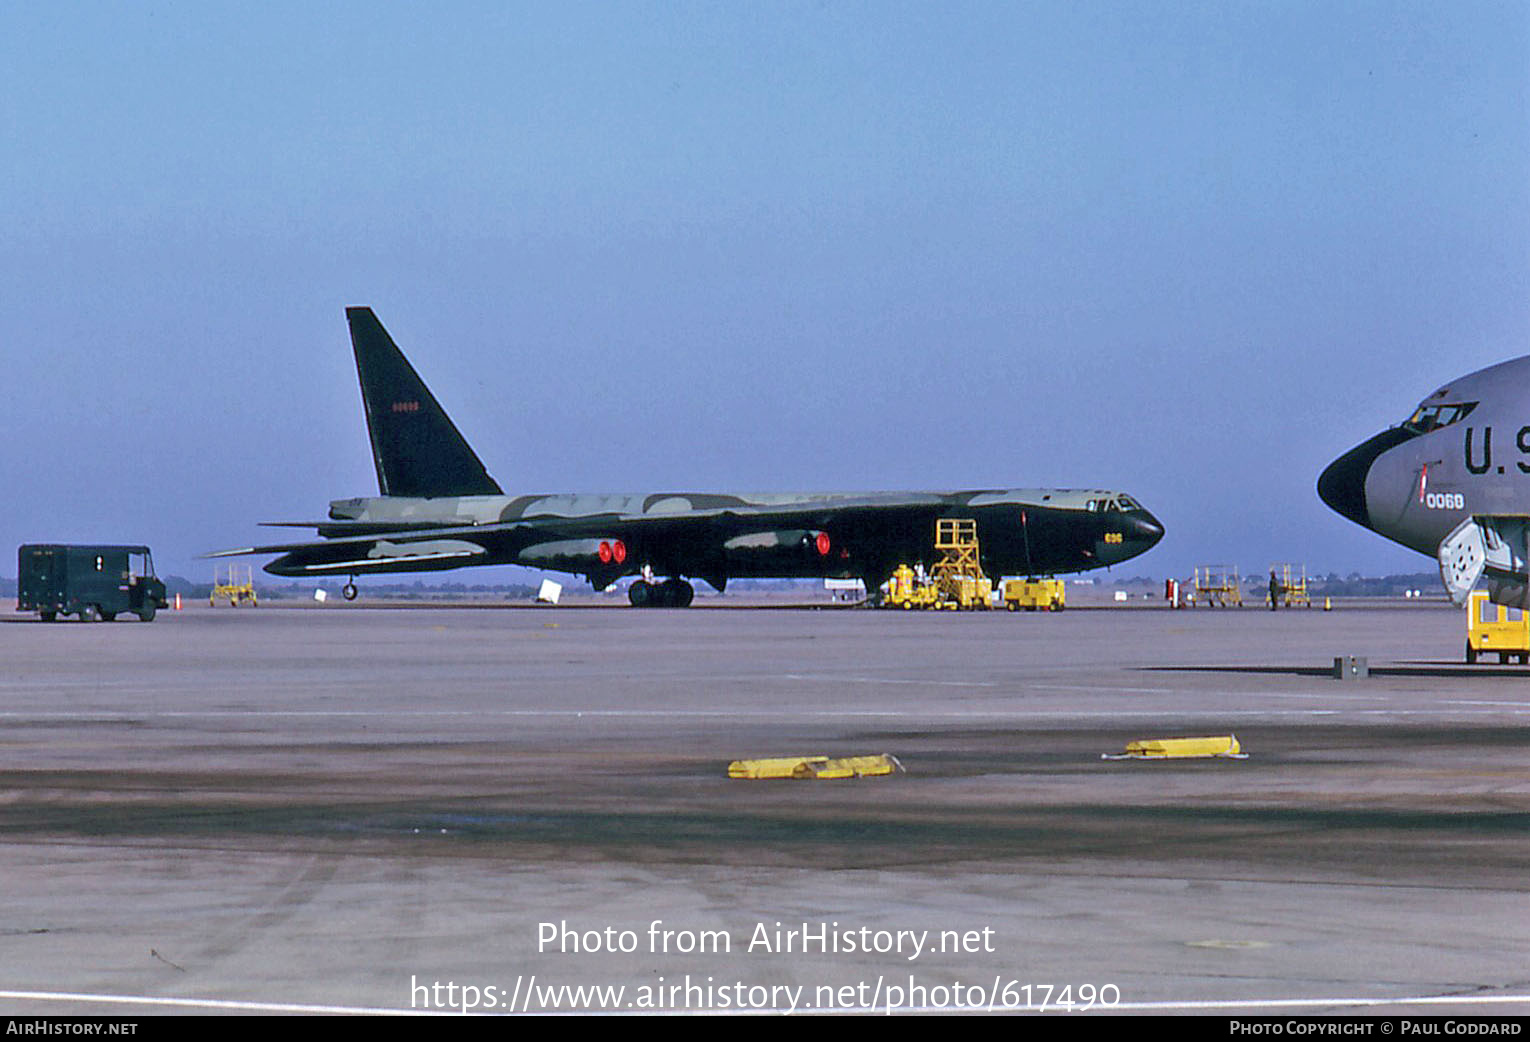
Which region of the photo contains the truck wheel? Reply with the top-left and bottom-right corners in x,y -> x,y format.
40,611 -> 56,622
99,611 -> 117,622
1466,642 -> 1478,664
78,605 -> 98,623
138,604 -> 157,622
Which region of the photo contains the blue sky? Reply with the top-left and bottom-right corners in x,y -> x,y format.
4,2 -> 1528,583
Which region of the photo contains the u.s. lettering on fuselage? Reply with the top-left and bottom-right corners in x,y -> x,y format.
1462,425 -> 1530,477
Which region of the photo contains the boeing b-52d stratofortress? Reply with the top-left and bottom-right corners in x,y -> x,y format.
1320,353 -> 1530,608
213,308 -> 1164,605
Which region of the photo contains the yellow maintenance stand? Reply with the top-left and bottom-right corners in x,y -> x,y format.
1465,589 -> 1530,664
1267,563 -> 1311,608
1193,565 -> 1242,607
930,518 -> 992,610
210,563 -> 258,607
881,519 -> 992,610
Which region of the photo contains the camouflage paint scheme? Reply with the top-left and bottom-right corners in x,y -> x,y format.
214,309 -> 1164,594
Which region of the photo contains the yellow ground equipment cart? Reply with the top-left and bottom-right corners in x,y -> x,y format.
886,564 -> 941,610
881,519 -> 993,610
211,564 -> 258,607
1267,563 -> 1311,608
1192,565 -> 1242,607
1465,589 -> 1530,664
1003,578 -> 1065,611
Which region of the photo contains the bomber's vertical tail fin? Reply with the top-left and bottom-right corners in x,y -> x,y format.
346,307 -> 503,498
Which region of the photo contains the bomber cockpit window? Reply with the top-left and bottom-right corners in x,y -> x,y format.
1117,495 -> 1140,512
1404,402 -> 1477,434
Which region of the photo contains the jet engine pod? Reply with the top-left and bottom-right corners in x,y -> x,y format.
518,539 -> 628,571
722,530 -> 833,576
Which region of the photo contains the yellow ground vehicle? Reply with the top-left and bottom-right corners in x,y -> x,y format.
1003,578 -> 1065,611
1465,589 -> 1530,664
886,564 -> 941,609
938,574 -> 992,610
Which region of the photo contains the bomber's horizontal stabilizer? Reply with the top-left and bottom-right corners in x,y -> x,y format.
287,539 -> 488,573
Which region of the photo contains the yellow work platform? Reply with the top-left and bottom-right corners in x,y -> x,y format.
1268,563 -> 1311,608
210,563 -> 258,607
1102,735 -> 1245,760
728,754 -> 903,780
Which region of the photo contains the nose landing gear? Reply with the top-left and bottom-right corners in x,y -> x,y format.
342,579 -> 358,601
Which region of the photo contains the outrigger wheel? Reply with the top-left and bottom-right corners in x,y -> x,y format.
342,582 -> 358,601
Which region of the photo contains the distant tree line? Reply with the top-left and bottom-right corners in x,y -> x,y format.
0,572 -> 1447,601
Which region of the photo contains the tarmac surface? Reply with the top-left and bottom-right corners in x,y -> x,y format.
1,599 -> 1528,1015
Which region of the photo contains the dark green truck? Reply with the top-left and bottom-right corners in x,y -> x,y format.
17,545 -> 168,622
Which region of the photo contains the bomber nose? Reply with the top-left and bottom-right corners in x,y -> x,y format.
1129,513 -> 1165,547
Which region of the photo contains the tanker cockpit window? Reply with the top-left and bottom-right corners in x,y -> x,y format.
1404,402 -> 1477,434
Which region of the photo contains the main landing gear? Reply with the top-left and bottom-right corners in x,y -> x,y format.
628,578 -> 694,608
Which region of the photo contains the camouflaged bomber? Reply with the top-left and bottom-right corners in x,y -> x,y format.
212,309 -> 1164,606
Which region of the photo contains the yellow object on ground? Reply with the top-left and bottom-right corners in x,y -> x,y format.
1002,578 -> 1065,611
1465,589 -> 1530,664
880,519 -> 997,610
1104,735 -> 1245,760
885,564 -> 940,609
210,563 -> 258,607
728,754 -> 903,779
1192,565 -> 1242,607
1268,563 -> 1311,608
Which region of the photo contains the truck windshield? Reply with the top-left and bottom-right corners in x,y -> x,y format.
131,551 -> 155,579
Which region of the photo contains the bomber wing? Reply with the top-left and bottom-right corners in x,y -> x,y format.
212,495 -> 943,559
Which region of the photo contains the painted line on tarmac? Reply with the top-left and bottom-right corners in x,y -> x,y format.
783,674 -> 999,687
0,989 -> 444,1015
2,707 -> 1530,722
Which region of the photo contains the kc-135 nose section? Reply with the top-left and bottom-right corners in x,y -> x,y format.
1318,427 -> 1419,530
